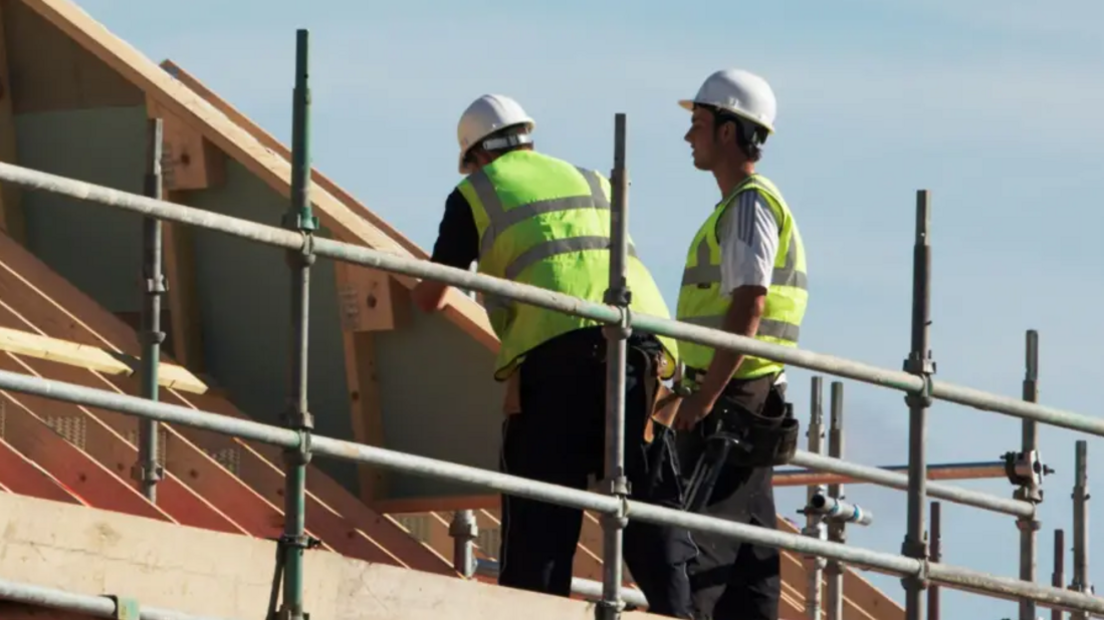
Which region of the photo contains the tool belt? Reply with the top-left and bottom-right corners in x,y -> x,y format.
680,374 -> 800,512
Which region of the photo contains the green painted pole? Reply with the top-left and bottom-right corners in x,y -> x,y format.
276,27 -> 319,620
134,116 -> 166,502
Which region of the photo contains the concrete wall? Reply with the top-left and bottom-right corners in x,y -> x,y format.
0,492 -> 661,620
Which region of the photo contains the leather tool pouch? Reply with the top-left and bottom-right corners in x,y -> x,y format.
713,385 -> 800,468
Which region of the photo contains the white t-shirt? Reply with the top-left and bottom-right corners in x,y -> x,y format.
716,188 -> 779,295
715,188 -> 787,385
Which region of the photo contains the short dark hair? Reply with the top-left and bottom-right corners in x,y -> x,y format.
699,104 -> 769,162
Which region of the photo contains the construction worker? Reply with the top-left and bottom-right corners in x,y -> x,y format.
670,69 -> 809,620
412,94 -> 695,617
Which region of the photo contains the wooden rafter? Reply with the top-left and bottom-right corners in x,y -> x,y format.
0,353 -> 175,522
0,325 -> 205,393
0,231 -> 455,575
0,435 -> 85,505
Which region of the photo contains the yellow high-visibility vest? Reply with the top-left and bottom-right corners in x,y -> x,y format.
675,174 -> 808,380
458,150 -> 679,380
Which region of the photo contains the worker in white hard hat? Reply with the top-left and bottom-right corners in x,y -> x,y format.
412,94 -> 695,618
670,69 -> 810,620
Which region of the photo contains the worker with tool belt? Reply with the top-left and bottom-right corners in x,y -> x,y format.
412,94 -> 696,618
669,69 -> 808,620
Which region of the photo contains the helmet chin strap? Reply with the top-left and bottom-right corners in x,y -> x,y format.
482,133 -> 533,152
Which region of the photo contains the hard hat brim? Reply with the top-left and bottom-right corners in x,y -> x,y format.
677,98 -> 774,134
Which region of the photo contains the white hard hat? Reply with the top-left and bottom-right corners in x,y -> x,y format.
456,94 -> 536,174
679,69 -> 777,134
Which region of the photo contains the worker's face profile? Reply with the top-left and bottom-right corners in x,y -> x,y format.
685,107 -> 719,170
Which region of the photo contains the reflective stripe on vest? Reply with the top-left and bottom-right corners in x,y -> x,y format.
459,150 -> 679,381
674,174 -> 808,381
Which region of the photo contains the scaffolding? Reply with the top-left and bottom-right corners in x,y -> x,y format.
0,29 -> 1100,620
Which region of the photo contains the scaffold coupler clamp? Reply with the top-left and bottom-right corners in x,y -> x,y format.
602,286 -> 633,342
799,520 -> 828,569
103,594 -> 140,620
599,475 -> 631,531
899,531 -> 930,591
130,460 -> 164,487
282,418 -> 315,468
1004,448 -> 1047,504
287,230 -> 318,270
901,351 -> 935,409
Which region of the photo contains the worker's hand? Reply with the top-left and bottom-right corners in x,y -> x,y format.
673,390 -> 716,431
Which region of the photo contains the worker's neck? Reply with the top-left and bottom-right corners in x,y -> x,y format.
714,160 -> 755,200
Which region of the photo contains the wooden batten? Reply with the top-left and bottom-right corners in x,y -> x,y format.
0,324 -> 206,393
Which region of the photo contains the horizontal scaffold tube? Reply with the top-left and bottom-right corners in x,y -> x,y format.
0,576 -> 232,620
0,161 -> 1100,439
0,369 -> 1099,615
788,451 -> 1033,518
774,459 -> 1007,487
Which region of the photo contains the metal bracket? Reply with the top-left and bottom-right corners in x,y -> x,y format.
448,514 -> 478,540
602,282 -> 633,309
285,231 -> 318,269
902,352 -> 936,409
601,305 -> 633,342
130,462 -> 165,485
598,475 -> 631,497
594,599 -> 625,620
276,532 -> 323,551
282,209 -> 321,234
103,595 -> 140,620
139,329 -> 167,347
282,429 -> 314,467
899,532 -> 930,590
1002,449 -> 1048,495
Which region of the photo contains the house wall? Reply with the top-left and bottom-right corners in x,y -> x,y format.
14,105 -> 147,314
180,159 -> 359,491
3,0 -> 509,502
372,306 -> 506,500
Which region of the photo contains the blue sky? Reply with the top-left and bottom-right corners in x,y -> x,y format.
75,0 -> 1104,616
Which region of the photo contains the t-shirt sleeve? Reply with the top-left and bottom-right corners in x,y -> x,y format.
717,188 -> 780,296
429,188 -> 480,270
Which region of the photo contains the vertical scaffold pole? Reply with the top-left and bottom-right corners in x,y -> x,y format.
1018,329 -> 1042,620
803,376 -> 825,620
928,501 -> 941,620
826,380 -> 845,620
902,189 -> 934,620
449,509 -> 478,578
599,112 -> 632,620
1053,528 -> 1065,620
134,116 -> 166,503
1070,441 -> 1091,620
273,28 -> 319,620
